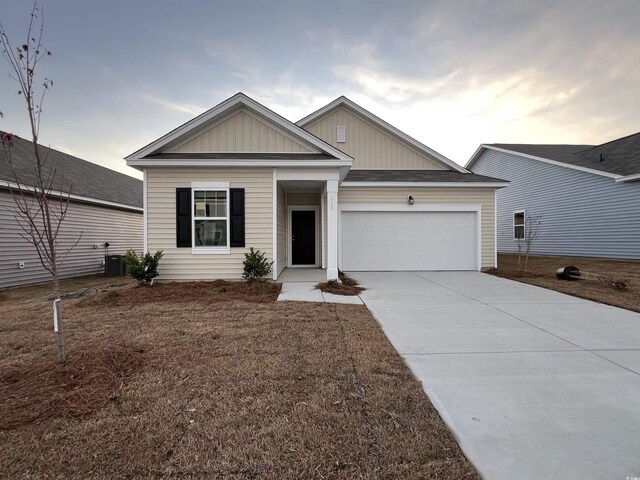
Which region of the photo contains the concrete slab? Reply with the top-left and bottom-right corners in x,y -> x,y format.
414,271 -> 587,304
276,268 -> 326,283
405,351 -> 640,480
369,303 -> 578,354
493,302 -> 640,350
277,282 -> 324,302
277,282 -> 363,304
596,350 -> 640,374
322,292 -> 363,304
354,271 -> 640,480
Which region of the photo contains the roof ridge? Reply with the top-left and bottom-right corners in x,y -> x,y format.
574,131 -> 640,153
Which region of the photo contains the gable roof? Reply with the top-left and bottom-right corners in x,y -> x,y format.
467,132 -> 640,183
1,134 -> 142,209
297,96 -> 468,173
126,92 -> 353,167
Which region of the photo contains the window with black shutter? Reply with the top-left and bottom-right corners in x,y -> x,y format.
229,188 -> 245,247
176,188 -> 192,247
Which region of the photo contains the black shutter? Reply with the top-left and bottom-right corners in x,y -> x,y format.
229,188 -> 245,248
176,188 -> 192,248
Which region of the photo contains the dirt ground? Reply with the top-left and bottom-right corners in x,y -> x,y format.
0,276 -> 478,479
490,254 -> 640,312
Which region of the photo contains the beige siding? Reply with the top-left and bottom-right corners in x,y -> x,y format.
286,192 -> 320,206
0,190 -> 143,289
338,187 -> 496,269
276,183 -> 286,276
146,168 -> 273,280
305,106 -> 446,170
171,108 -> 313,153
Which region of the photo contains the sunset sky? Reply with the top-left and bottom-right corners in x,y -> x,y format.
1,0 -> 638,179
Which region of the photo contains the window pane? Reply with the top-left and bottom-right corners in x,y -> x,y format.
514,212 -> 524,225
194,190 -> 227,218
514,225 -> 524,239
194,220 -> 227,247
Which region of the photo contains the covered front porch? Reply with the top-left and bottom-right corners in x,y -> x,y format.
272,170 -> 339,281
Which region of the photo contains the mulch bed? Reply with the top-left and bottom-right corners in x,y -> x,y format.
0,344 -> 144,430
78,280 -> 282,308
316,273 -> 366,296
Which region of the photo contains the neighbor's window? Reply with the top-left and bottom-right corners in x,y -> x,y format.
193,190 -> 228,247
514,211 -> 525,239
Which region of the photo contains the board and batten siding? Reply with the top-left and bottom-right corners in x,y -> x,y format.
0,190 -> 142,289
171,108 -> 313,154
146,168 -> 273,280
304,106 -> 446,170
338,187 -> 496,268
472,149 -> 640,258
276,183 -> 286,276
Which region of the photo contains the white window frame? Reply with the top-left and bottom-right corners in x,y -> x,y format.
191,182 -> 230,254
514,210 -> 525,240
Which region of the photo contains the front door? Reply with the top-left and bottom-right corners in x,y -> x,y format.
291,210 -> 315,265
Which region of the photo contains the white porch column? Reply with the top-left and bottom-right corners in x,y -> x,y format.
326,180 -> 339,281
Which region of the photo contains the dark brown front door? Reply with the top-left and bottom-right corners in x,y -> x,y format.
292,210 -> 315,265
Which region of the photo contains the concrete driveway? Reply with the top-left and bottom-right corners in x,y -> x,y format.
351,271 -> 640,480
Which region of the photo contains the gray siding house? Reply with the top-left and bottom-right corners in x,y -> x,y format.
0,135 -> 143,288
467,133 -> 640,259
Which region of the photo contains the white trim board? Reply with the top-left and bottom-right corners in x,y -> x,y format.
466,145 -> 622,180
126,159 -> 351,168
340,181 -> 508,188
126,93 -> 354,165
287,205 -> 321,268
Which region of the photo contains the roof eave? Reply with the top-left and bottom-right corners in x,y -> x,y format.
470,145 -> 623,180
125,93 -> 353,163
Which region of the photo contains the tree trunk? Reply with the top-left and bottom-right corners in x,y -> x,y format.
52,273 -> 65,362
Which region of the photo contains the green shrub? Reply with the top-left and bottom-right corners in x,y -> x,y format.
124,250 -> 163,284
242,247 -> 272,281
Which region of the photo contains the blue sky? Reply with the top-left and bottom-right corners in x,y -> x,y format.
1,0 -> 639,179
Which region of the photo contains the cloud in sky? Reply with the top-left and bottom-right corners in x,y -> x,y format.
0,0 -> 638,179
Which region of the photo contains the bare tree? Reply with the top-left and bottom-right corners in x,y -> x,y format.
1,2 -> 79,362
515,214 -> 542,272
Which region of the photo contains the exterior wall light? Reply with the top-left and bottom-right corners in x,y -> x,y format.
408,195 -> 414,205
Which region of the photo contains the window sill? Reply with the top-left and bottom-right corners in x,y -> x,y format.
192,247 -> 231,255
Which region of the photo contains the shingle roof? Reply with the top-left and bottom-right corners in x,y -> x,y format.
0,134 -> 142,208
489,132 -> 640,176
344,169 -> 507,183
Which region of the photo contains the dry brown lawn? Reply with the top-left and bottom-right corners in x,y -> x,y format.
0,276 -> 478,479
491,254 -> 640,312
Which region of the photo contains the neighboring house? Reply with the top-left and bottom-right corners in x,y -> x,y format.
467,132 -> 640,259
0,135 -> 144,288
126,93 -> 507,281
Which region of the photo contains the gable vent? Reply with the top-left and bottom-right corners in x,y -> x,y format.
337,125 -> 346,143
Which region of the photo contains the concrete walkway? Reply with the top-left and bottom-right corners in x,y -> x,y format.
352,271 -> 640,480
277,282 -> 363,304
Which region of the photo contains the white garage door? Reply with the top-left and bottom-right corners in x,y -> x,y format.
341,211 -> 478,271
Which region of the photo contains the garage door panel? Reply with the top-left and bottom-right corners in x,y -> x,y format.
341,211 -> 477,271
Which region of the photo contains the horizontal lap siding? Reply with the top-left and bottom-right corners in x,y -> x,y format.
304,106 -> 446,170
338,187 -> 495,268
0,190 -> 142,289
472,150 -> 640,258
146,168 -> 273,280
287,192 -> 320,206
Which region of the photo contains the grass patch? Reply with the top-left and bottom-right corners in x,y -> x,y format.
0,276 -> 477,478
489,254 -> 640,312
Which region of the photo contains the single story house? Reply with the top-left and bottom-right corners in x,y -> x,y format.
0,134 -> 144,288
126,93 -> 507,281
466,132 -> 640,259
